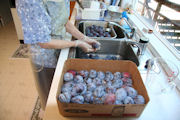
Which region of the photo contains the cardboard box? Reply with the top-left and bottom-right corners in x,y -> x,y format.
56,59 -> 149,117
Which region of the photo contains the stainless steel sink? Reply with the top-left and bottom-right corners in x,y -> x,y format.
75,40 -> 140,66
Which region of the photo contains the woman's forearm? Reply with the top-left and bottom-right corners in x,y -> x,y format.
38,20 -> 88,49
38,20 -> 83,49
65,20 -> 85,40
38,39 -> 76,49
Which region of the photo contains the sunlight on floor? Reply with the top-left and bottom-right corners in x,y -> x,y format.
0,22 -> 38,120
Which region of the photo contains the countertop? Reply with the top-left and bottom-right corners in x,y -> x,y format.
43,3 -> 180,120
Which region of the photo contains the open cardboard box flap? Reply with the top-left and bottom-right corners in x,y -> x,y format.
56,59 -> 149,117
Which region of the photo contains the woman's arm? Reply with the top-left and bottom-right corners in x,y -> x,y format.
38,20 -> 98,51
38,39 -> 76,49
65,20 -> 85,40
39,21 -> 99,51
38,39 -> 94,52
65,21 -> 101,46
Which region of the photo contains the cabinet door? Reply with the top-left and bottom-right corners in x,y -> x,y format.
11,8 -> 24,41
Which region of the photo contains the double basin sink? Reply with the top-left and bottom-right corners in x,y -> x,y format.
71,20 -> 140,66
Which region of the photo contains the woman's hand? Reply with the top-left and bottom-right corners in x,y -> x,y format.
81,36 -> 101,51
65,21 -> 101,51
75,40 -> 95,53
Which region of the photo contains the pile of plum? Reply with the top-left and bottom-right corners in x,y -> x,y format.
82,54 -> 121,60
58,70 -> 145,105
85,25 -> 111,37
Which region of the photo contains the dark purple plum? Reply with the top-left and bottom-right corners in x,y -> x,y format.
105,71 -> 114,81
93,97 -> 105,104
92,43 -> 100,49
64,72 -> 73,81
125,86 -> 137,98
102,80 -> 107,86
107,34 -> 111,37
90,54 -> 100,59
88,54 -> 93,59
86,33 -> 90,36
82,54 -> 89,59
71,95 -> 84,104
115,88 -> 127,101
112,79 -> 123,88
71,83 -> 87,96
58,92 -> 71,103
99,31 -> 104,35
98,26 -> 103,30
74,75 -> 84,83
93,33 -> 97,37
86,28 -> 91,35
111,56 -> 117,60
95,26 -> 99,31
89,33 -> 94,37
61,84 -> 72,93
134,95 -> 145,104
63,81 -> 74,88
85,78 -> 93,84
113,72 -> 122,80
105,81 -> 112,87
96,33 -> 100,37
83,91 -> 94,103
123,96 -> 134,104
93,77 -> 102,86
122,78 -> 133,86
89,69 -> 97,78
91,30 -> 96,35
106,86 -> 116,94
97,71 -> 105,80
78,70 -> 89,78
93,86 -> 106,98
104,55 -> 112,60
105,32 -> 109,36
91,25 -> 96,29
87,82 -> 96,91
114,100 -> 123,105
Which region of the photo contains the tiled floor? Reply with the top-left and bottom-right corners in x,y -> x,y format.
0,22 -> 38,120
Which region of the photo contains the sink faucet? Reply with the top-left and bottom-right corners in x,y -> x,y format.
123,18 -> 136,39
109,21 -> 136,39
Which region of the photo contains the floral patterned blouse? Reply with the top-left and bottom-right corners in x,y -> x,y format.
16,0 -> 70,68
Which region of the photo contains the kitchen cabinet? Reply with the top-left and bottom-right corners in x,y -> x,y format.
10,8 -> 24,42
10,0 -> 24,43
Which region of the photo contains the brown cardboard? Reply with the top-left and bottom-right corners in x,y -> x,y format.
56,59 -> 149,117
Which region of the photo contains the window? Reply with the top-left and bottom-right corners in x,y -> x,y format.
136,0 -> 180,54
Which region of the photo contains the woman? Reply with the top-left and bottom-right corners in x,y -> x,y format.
16,0 -> 100,110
